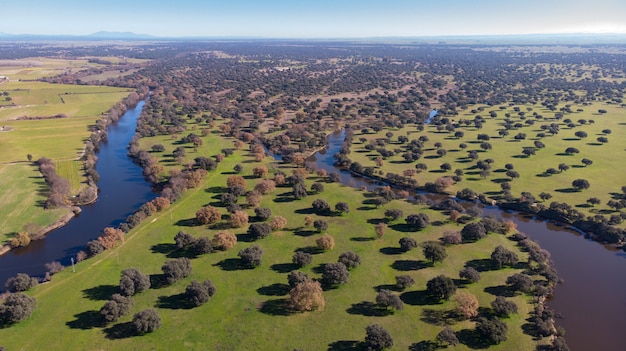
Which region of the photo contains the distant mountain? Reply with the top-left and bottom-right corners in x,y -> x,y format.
87,31 -> 155,39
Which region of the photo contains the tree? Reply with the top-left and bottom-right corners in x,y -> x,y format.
314,219 -> 329,232
119,268 -> 151,296
426,275 -> 456,300
289,280 -> 325,312
376,289 -> 404,310
454,291 -> 479,319
506,273 -> 534,293
132,309 -> 162,334
564,147 -> 579,155
270,216 -> 287,231
459,267 -> 481,283
572,179 -> 590,191
322,262 -> 349,285
597,136 -> 608,144
97,227 -> 125,250
288,271 -> 310,288
196,206 -> 222,224
422,241 -> 447,264
254,179 -> 276,194
436,327 -> 459,347
252,165 -> 269,178
161,258 -> 192,284
293,183 -> 308,199
405,213 -> 430,230
248,223 -> 272,240
5,273 -> 38,292
441,230 -> 462,245
365,324 -> 393,351
490,245 -> 519,269
212,231 -> 237,250
539,192 -> 552,202
246,190 -> 262,207
100,294 -> 134,323
398,236 -> 418,252
226,175 -> 246,188
461,222 -> 486,242
238,245 -> 263,267
505,170 -> 520,180
174,231 -> 195,249
151,144 -> 166,152
292,251 -> 313,267
9,231 -> 31,248
384,209 -> 403,221
229,210 -> 249,228
491,296 -> 518,317
310,182 -> 324,193
316,234 -> 335,251
475,317 -> 508,345
395,275 -> 415,290
44,260 -> 64,275
374,222 -> 387,239
0,293 -> 37,324
191,236 -> 213,254
335,201 -> 350,215
185,280 -> 217,306
581,158 -> 593,167
574,131 -> 588,139
87,240 -> 105,256
338,251 -> 362,269
255,207 -> 272,221
312,199 -> 331,214
587,197 -> 601,207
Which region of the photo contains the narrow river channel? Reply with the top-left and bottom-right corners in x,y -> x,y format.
307,130 -> 626,351
0,101 -> 155,288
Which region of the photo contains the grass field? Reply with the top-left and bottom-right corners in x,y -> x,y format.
0,59 -> 135,244
348,102 -> 626,225
0,125 -> 549,350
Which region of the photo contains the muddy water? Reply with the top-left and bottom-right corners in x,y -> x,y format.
307,130 -> 626,351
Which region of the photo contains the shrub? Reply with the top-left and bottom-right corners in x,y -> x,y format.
229,210 -> 249,228
441,230 -> 462,245
436,327 -> 459,347
254,179 -> 276,194
365,324 -> 393,351
375,289 -> 403,310
288,271 -> 310,288
312,199 -> 330,214
254,207 -> 272,221
212,231 -> 237,250
174,231 -> 195,249
270,216 -> 287,231
461,222 -> 486,242
338,251 -> 361,269
132,309 -> 162,334
395,275 -> 415,290
246,190 -> 262,207
313,219 -> 328,232
491,296 -> 518,317
191,236 -> 213,254
119,268 -> 151,296
335,202 -> 350,215
161,258 -> 193,284
289,280 -> 325,312
0,293 -> 37,324
384,209 -> 403,221
185,280 -> 217,306
459,267 -> 481,283
316,234 -> 335,251
195,206 -> 221,224
406,213 -> 430,229
248,223 -> 272,240
322,262 -> 349,285
475,317 -> 508,345
100,294 -> 134,323
86,240 -> 105,256
5,273 -> 39,292
292,251 -> 313,267
399,236 -> 417,252
238,245 -> 263,267
454,291 -> 479,319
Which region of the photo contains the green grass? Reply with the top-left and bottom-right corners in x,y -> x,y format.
56,160 -> 84,193
348,102 -> 626,224
0,129 -> 548,350
0,164 -> 70,242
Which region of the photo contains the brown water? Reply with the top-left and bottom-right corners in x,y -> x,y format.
308,129 -> 626,351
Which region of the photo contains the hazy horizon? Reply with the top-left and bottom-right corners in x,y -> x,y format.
2,0 -> 626,39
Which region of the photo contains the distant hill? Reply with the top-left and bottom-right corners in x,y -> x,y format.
87,31 -> 155,39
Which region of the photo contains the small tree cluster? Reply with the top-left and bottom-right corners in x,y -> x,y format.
185,280 -> 217,306
100,293 -> 134,323
0,293 -> 37,325
5,273 -> 39,292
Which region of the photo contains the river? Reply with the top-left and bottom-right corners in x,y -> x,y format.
0,101 -> 155,287
307,130 -> 626,351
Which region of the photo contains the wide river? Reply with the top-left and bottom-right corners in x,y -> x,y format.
1,111 -> 624,350
0,101 -> 155,287
307,130 -> 626,351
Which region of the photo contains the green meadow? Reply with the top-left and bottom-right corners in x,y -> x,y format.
0,125 -> 548,350
349,102 -> 626,225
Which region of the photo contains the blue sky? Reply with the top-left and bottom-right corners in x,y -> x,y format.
3,0 -> 626,37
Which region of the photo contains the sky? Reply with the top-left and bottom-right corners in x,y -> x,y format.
2,0 -> 626,38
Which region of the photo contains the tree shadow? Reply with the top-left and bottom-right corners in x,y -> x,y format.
346,301 -> 393,317
66,310 -> 105,330
149,274 -> 168,289
214,258 -> 251,271
389,223 -> 415,232
374,284 -> 402,292
297,246 -> 324,255
465,258 -> 496,272
409,340 -> 443,351
150,243 -> 176,256
82,284 -> 118,301
270,263 -> 299,273
420,308 -> 464,326
103,322 -> 136,340
555,188 -> 578,193
257,283 -> 290,296
350,236 -> 375,242
327,340 -> 365,351
258,298 -> 294,316
391,260 -> 429,271
174,218 -> 197,227
294,229 -> 318,237
456,328 -> 491,349
484,285 -> 516,297
294,208 -> 316,215
155,293 -> 195,310
379,247 -> 404,255
235,233 -> 255,242
400,290 -> 442,306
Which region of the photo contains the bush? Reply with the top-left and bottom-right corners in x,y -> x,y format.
5,273 -> 38,292
270,216 -> 287,231
132,309 -> 162,334
174,231 -> 195,249
441,230 -> 462,245
254,180 -> 276,194
229,210 -> 249,228
475,317 -> 508,345
212,231 -> 237,250
399,236 -> 417,252
316,234 -> 335,251
454,291 -> 479,319
195,206 -> 221,224
375,289 -> 403,310
287,271 -> 310,288
119,268 -> 151,296
384,209 -> 403,221
254,207 -> 272,221
312,199 -> 330,214
161,258 -> 193,284
313,219 -> 328,232
86,240 -> 105,256
248,223 -> 272,240
100,294 -> 134,323
292,251 -> 313,267
436,327 -> 459,347
322,262 -> 350,285
310,182 -> 324,193
461,222 -> 486,241
506,273 -> 534,293
0,293 -> 37,324
365,324 -> 394,351
338,251 -> 362,269
491,296 -> 518,317
459,267 -> 481,283
289,280 -> 325,312
335,201 -> 350,214
238,245 -> 263,267
185,280 -> 217,306
395,275 -> 415,290
406,213 -> 430,229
